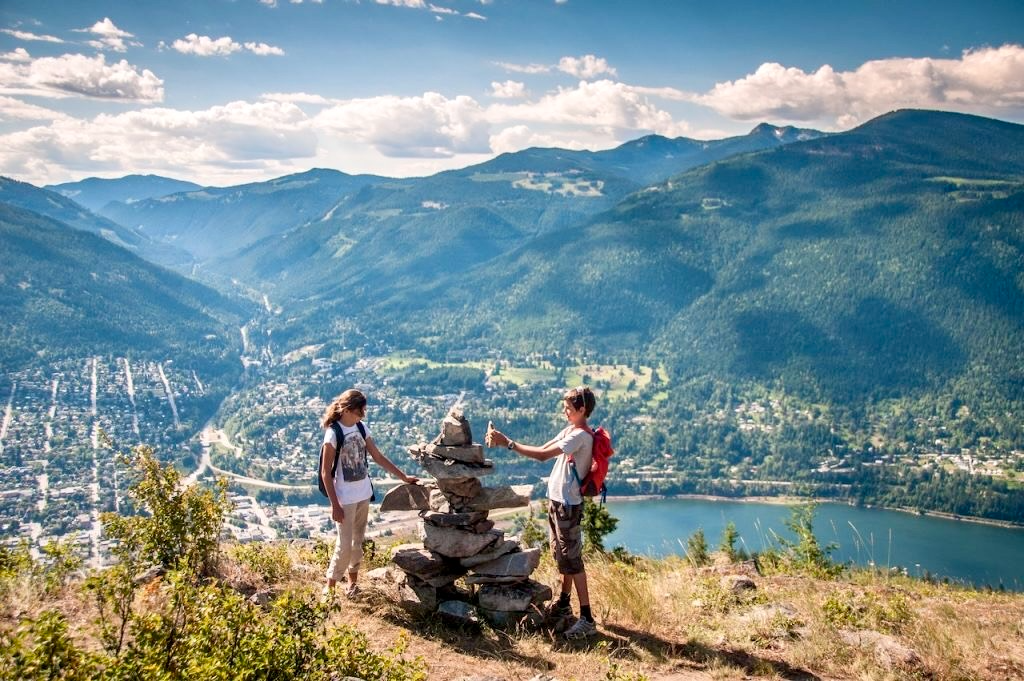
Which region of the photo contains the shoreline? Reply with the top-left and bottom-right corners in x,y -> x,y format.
604,493 -> 1024,530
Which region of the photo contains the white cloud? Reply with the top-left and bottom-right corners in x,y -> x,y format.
495,61 -> 551,75
490,80 -> 526,99
0,95 -> 69,122
1,28 -> 64,43
0,53 -> 164,102
465,12 -> 486,20
375,0 -> 428,7
172,34 -> 241,57
558,54 -> 617,79
489,79 -> 690,138
695,44 -> 1024,128
261,0 -> 277,6
172,34 -> 284,57
74,17 -> 140,52
489,125 -> 588,154
262,91 -> 331,105
0,99 -> 315,185
1,48 -> 31,63
314,91 -> 490,157
429,5 -> 458,15
244,42 -> 285,56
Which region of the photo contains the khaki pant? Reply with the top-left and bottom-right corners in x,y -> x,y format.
326,498 -> 371,582
548,499 -> 584,574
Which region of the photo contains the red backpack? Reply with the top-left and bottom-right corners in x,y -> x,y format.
570,426 -> 614,503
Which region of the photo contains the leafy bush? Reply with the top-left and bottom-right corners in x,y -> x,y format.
103,445 -> 230,576
229,542 -> 293,584
582,497 -> 619,552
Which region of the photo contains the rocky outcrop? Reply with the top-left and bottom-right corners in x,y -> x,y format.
387,407 -> 549,628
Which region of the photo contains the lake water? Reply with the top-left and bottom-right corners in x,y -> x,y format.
603,498 -> 1024,590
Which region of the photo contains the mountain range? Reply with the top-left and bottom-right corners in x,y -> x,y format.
2,109 -> 1022,419
77,124 -> 822,268
0,201 -> 247,377
47,174 -> 202,213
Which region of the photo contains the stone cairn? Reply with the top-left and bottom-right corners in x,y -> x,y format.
375,407 -> 552,627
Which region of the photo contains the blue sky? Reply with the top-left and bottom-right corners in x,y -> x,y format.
1,0 -> 1022,186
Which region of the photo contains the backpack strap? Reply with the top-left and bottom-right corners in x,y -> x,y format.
357,421 -> 368,467
567,425 -> 596,489
328,421 -> 345,480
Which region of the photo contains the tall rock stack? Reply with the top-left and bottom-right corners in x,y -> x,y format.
378,408 -> 551,627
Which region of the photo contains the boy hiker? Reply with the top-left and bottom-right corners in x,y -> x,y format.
485,385 -> 598,639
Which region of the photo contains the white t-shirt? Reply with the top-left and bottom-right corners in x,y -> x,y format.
547,425 -> 593,505
323,421 -> 374,505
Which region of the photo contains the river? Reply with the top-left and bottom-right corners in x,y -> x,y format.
603,498 -> 1024,591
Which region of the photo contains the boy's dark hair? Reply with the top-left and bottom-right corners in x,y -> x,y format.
564,386 -> 596,418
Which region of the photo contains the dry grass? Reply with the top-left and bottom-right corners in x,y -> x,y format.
4,542 -> 1023,681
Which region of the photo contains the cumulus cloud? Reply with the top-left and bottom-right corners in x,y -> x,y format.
0,95 -> 69,122
172,34 -> 284,57
695,44 -> 1024,128
1,48 -> 31,63
0,53 -> 164,102
244,42 -> 285,56
172,34 -> 241,57
74,18 -> 140,52
262,91 -> 331,105
489,125 -> 588,154
465,12 -> 486,20
489,79 -> 690,138
558,54 -> 616,79
490,80 -> 526,99
314,92 -> 490,157
0,99 -> 315,184
1,28 -> 64,43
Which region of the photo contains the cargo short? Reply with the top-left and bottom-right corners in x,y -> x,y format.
548,499 -> 584,574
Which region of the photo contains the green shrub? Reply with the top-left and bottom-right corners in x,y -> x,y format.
582,497 -> 619,553
0,609 -> 97,680
685,528 -> 710,567
103,445 -> 230,577
229,542 -> 293,584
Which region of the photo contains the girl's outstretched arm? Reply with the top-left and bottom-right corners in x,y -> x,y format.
366,436 -> 419,484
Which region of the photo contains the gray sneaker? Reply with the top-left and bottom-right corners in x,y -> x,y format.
562,617 -> 597,639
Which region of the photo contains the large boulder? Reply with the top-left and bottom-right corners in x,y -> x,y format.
477,607 -> 545,630
839,629 -> 923,670
421,510 -> 489,528
435,476 -> 483,498
459,539 -> 520,568
464,486 -> 531,511
391,544 -> 465,584
477,579 -> 552,612
471,547 -> 541,578
438,600 -> 480,626
433,408 -> 472,446
416,456 -> 494,480
423,443 -> 485,464
379,483 -> 432,512
421,524 -> 502,558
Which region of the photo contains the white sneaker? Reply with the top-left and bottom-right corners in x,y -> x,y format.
563,617 -> 597,639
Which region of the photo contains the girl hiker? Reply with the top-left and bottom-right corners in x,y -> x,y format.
485,385 -> 599,639
320,388 -> 418,598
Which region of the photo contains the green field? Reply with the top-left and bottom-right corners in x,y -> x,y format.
378,352 -> 664,401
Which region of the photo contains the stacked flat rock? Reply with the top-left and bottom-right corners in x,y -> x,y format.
380,407 -> 550,627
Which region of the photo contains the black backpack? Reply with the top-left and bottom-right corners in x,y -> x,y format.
318,421 -> 368,498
